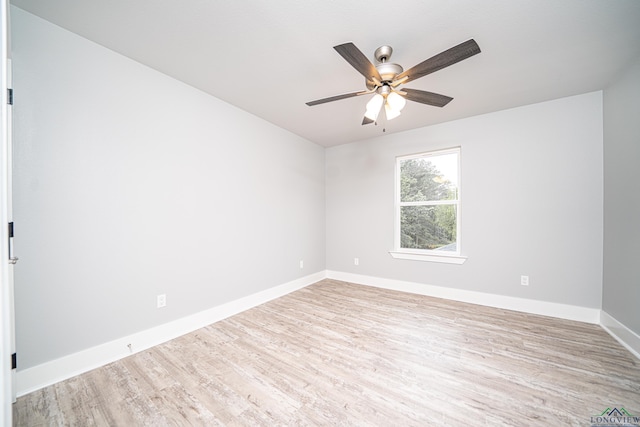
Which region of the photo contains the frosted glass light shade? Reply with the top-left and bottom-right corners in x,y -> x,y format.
386,91 -> 406,111
364,94 -> 384,121
385,102 -> 401,120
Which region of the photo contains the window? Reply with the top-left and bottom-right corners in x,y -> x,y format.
391,147 -> 465,264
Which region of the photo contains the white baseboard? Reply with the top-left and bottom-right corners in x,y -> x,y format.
21,271 -> 633,396
326,270 -> 601,324
326,271 -> 640,360
600,311 -> 640,360
16,271 -> 325,397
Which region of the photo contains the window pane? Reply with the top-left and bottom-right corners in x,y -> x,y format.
400,204 -> 457,251
400,153 -> 458,202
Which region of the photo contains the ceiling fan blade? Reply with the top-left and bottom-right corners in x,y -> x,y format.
306,90 -> 368,106
402,88 -> 453,107
395,39 -> 481,84
362,116 -> 374,125
334,42 -> 382,83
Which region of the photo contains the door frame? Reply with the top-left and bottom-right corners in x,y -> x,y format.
1,0 -> 14,424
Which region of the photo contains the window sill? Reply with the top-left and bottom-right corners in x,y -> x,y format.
389,250 -> 467,264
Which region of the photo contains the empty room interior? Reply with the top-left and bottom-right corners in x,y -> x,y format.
2,0 -> 640,425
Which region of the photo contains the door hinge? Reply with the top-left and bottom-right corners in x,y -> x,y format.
7,88 -> 13,105
8,222 -> 18,264
11,353 -> 16,370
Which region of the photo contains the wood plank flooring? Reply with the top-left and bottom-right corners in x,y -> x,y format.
13,279 -> 640,426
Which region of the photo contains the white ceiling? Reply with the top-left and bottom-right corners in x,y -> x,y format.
10,0 -> 640,147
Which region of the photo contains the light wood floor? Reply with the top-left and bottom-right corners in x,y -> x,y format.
13,279 -> 640,426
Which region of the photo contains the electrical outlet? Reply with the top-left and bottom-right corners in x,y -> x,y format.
520,275 -> 529,286
354,258 -> 359,266
157,294 -> 166,308
299,260 -> 304,269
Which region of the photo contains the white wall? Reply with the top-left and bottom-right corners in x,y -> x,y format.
9,4 -> 617,380
11,7 -> 325,370
326,92 -> 603,309
603,55 -> 640,335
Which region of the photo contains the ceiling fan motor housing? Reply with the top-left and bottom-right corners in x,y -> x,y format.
367,61 -> 403,90
376,62 -> 403,81
372,45 -> 403,83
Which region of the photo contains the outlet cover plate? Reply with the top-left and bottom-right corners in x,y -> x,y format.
157,294 -> 167,308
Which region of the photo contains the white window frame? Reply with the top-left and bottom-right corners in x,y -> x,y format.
390,147 -> 467,264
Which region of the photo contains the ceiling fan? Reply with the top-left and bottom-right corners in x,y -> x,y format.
306,39 -> 481,125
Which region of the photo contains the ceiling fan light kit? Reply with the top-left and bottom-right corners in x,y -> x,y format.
363,84 -> 405,122
306,39 -> 481,126
364,94 -> 384,121
386,91 -> 406,112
